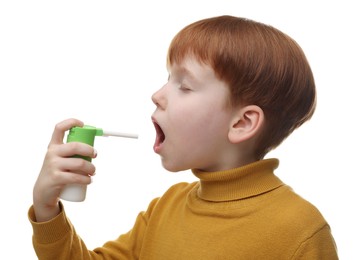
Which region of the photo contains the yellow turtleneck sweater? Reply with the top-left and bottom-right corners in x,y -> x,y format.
29,159 -> 338,259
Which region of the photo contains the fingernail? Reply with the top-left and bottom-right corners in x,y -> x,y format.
93,149 -> 97,158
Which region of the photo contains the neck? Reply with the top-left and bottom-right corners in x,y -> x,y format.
192,159 -> 283,202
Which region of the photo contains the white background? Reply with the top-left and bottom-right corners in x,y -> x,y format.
1,1 -> 357,259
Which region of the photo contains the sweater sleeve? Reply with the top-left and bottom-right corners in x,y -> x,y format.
291,224 -> 339,259
28,199 -> 159,259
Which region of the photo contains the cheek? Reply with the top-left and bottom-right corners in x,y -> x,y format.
174,104 -> 229,142
164,104 -> 202,145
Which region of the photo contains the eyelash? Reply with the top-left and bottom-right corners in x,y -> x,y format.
179,84 -> 191,92
167,74 -> 192,92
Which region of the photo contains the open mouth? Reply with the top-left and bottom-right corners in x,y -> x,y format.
153,120 -> 165,152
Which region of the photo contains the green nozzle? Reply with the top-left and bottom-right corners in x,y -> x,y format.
66,125 -> 103,161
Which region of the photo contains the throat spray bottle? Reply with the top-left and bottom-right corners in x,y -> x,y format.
60,125 -> 138,202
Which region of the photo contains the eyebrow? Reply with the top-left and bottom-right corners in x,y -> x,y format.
176,65 -> 197,82
167,60 -> 202,83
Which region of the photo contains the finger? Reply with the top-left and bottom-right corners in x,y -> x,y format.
53,170 -> 93,186
50,118 -> 84,145
55,142 -> 97,159
57,157 -> 96,176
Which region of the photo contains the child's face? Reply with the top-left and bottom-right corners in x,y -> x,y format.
151,57 -> 236,172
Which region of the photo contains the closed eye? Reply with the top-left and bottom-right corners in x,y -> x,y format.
179,84 -> 192,92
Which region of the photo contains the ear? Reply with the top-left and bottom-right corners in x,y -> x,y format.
228,105 -> 264,144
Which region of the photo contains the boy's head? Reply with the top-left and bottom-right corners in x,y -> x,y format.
167,15 -> 316,159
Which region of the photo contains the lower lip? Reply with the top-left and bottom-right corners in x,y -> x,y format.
153,143 -> 163,153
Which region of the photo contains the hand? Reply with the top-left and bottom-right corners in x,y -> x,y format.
33,118 -> 97,222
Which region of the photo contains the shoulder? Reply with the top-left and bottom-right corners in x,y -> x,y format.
281,187 -> 326,222
281,188 -> 338,258
261,186 -> 337,256
271,186 -> 330,239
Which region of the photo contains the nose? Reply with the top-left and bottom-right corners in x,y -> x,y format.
151,85 -> 167,109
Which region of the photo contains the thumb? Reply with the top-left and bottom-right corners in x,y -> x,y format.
49,118 -> 84,145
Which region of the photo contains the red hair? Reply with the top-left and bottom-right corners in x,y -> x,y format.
167,15 -> 316,159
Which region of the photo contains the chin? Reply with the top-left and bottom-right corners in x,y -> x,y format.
161,162 -> 188,173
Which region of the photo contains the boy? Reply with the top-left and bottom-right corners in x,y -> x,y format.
29,15 -> 338,259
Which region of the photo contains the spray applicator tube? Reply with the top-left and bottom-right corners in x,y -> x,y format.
59,125 -> 138,202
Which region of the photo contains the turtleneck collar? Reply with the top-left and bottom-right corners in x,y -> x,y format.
191,158 -> 283,202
